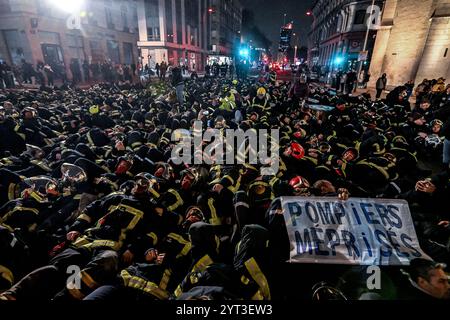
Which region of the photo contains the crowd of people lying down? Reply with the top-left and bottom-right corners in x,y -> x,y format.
0,75 -> 449,300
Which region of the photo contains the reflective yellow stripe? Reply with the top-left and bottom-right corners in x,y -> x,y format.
177,241 -> 192,258
336,143 -> 347,150
131,142 -> 142,148
149,188 -> 160,199
159,269 -> 172,291
167,233 -> 192,258
207,198 -> 221,225
244,257 -> 271,300
146,232 -> 158,246
78,213 -> 92,224
228,174 -> 242,193
15,126 -> 26,140
0,265 -> 14,285
223,175 -> 234,185
87,239 -> 120,250
29,191 -> 44,202
241,275 -> 250,285
192,254 -> 213,273
167,233 -> 189,245
120,270 -> 169,300
30,160 -> 51,172
108,204 -> 144,230
72,235 -> 90,247
73,236 -> 120,250
269,177 -> 278,186
174,285 -> 183,297
303,156 -> 318,165
166,189 -> 183,212
86,132 -> 94,145
2,206 -> 40,223
8,183 -> 16,201
174,254 -> 214,298
357,160 -> 390,180
0,223 -> 14,233
251,291 -> 265,300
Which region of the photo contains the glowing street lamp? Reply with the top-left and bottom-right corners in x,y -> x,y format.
239,48 -> 249,58
334,56 -> 344,65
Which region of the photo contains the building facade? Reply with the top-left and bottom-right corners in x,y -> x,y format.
137,0 -> 242,71
208,0 -> 242,62
308,0 -> 384,73
0,0 -> 140,79
368,0 -> 450,89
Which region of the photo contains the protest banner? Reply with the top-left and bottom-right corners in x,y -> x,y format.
281,197 -> 430,265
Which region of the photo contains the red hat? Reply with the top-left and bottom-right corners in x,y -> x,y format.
289,176 -> 310,194
290,142 -> 305,160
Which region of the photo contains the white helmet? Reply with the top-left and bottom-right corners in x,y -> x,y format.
425,134 -> 442,149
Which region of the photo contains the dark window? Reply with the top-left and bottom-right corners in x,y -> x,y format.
354,10 -> 367,25
176,0 -> 183,44
121,5 -> 129,32
0,0 -> 10,13
105,7 -> 114,29
165,0 -> 173,42
123,42 -> 134,64
146,0 -> 160,41
106,40 -> 120,64
445,48 -> 448,58
36,0 -> 51,16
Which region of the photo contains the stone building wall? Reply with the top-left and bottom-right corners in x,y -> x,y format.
369,0 -> 450,89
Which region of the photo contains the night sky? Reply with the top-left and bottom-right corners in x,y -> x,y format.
239,0 -> 314,51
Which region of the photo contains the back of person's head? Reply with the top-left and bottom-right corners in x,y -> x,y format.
407,258 -> 446,283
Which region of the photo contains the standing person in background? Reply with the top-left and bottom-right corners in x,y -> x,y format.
358,70 -> 365,89
346,69 -> 357,93
404,80 -> 415,101
70,59 -> 82,85
376,73 -> 387,99
124,65 -> 132,82
43,63 -> 55,87
160,61 -> 167,80
21,59 -> 34,84
82,60 -> 90,82
335,70 -> 342,91
339,72 -> 347,93
171,65 -> 184,106
363,71 -> 371,89
130,63 -> 136,80
155,63 -> 160,80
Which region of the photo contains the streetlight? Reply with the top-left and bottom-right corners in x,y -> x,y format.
357,0 -> 376,79
305,10 -> 317,67
294,45 -> 298,64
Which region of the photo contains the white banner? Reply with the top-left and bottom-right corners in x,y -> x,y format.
281,197 -> 430,265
